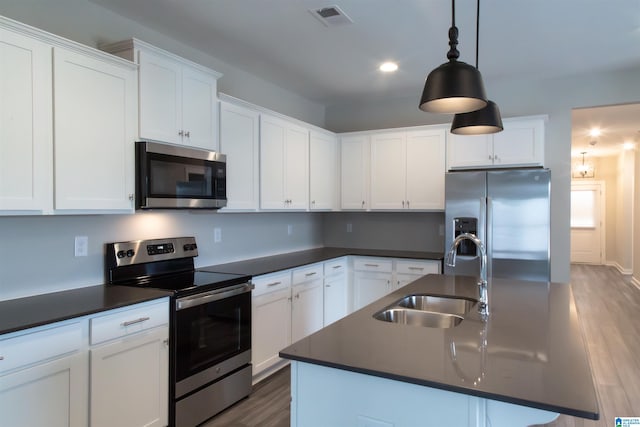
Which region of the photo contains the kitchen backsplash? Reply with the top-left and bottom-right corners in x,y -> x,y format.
0,211 -> 444,301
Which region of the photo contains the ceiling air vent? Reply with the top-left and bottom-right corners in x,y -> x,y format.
310,5 -> 354,27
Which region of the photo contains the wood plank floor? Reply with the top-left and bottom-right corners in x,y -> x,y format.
203,264 -> 639,427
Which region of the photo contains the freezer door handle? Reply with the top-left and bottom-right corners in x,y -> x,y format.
486,196 -> 493,278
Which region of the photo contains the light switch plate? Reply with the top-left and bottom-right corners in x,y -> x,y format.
214,227 -> 222,243
74,236 -> 88,257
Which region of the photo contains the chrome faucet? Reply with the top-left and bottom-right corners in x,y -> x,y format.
446,233 -> 489,319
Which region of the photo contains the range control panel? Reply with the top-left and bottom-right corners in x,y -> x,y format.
107,237 -> 198,267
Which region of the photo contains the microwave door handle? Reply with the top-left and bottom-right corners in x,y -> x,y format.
176,282 -> 254,311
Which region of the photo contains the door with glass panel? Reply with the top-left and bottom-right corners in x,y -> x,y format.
570,181 -> 604,264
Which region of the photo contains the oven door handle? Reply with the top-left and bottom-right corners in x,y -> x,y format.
176,282 -> 254,311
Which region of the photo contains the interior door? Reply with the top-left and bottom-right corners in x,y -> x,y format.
570,181 -> 604,264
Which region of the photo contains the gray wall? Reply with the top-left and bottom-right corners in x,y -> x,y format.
326,67 -> 640,283
0,212 -> 323,301
323,212 -> 445,253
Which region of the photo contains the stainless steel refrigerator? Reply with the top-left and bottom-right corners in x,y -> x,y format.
444,169 -> 551,282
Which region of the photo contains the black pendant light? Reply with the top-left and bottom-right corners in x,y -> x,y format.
451,0 -> 503,134
419,0 -> 488,114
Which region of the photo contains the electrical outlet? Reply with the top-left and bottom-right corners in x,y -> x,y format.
74,236 -> 88,257
214,227 -> 222,243
287,224 -> 293,236
346,223 -> 353,233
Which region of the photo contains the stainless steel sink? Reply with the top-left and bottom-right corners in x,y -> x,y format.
395,294 -> 476,316
372,294 -> 476,328
373,308 -> 463,328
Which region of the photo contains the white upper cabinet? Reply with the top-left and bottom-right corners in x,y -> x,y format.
340,134 -> 370,210
447,116 -> 546,170
0,26 -> 52,213
219,101 -> 260,210
309,131 -> 339,211
370,127 -> 446,210
102,39 -> 222,150
53,46 -> 137,211
1,17 -> 137,215
260,114 -> 309,210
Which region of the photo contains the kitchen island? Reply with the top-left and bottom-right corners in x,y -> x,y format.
280,274 -> 599,427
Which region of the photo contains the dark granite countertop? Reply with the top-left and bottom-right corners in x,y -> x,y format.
280,274 -> 599,420
0,285 -> 172,335
199,247 -> 443,276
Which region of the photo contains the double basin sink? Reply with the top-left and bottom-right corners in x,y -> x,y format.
373,294 -> 476,328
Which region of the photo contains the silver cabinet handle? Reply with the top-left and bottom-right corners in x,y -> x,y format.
128,194 -> 134,201
326,284 -> 331,287
0,356 -> 4,361
122,316 -> 150,327
332,265 -> 342,269
295,293 -> 300,299
402,200 -> 405,208
407,200 -> 410,208
267,281 -> 282,287
361,200 -> 365,207
364,263 -> 379,267
179,130 -> 184,136
305,272 -> 317,277
185,131 -> 190,137
408,267 -> 425,271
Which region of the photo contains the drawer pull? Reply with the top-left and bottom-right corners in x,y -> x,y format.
305,272 -> 317,277
409,267 -> 425,271
0,356 -> 4,361
332,265 -> 342,269
364,263 -> 379,267
267,281 -> 282,287
122,316 -> 150,327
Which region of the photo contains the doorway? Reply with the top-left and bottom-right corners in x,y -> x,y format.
570,181 -> 605,264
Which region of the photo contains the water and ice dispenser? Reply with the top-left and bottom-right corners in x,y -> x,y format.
453,217 -> 478,257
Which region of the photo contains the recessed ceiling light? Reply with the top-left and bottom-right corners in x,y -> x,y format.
623,142 -> 635,150
589,128 -> 601,137
379,62 -> 398,73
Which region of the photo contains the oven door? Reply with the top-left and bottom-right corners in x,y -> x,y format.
174,283 -> 252,398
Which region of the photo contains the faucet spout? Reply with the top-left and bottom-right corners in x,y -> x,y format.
446,233 -> 489,319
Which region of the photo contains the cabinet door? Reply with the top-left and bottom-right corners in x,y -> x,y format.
138,49 -> 181,144
492,119 -> 544,167
291,279 -> 324,342
406,128 -> 446,210
259,115 -> 286,209
181,66 -> 217,150
90,327 -> 168,427
353,271 -> 392,311
284,123 -> 309,210
0,352 -> 87,427
53,47 -> 136,211
252,288 -> 291,375
309,131 -> 338,210
340,135 -> 369,210
0,28 -> 52,212
370,132 -> 406,210
219,102 -> 260,210
323,272 -> 348,326
447,133 -> 493,169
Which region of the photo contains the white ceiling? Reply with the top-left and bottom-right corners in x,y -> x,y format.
89,0 -> 640,155
572,103 -> 640,158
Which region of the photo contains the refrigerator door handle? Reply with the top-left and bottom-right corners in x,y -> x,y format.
486,196 -> 493,279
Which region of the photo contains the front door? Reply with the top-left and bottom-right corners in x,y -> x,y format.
570,181 -> 605,264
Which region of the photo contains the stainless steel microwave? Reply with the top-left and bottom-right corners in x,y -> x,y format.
136,141 -> 227,209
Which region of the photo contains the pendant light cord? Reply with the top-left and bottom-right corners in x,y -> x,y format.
447,0 -> 460,60
476,0 -> 480,69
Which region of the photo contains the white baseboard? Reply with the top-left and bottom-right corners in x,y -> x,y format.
605,261 -> 633,275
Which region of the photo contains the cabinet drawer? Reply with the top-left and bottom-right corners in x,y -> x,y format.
324,258 -> 347,276
90,299 -> 169,345
292,263 -> 323,283
252,271 -> 292,297
353,257 -> 393,273
0,321 -> 83,373
395,259 -> 441,275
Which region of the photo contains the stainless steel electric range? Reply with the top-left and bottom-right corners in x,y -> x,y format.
105,237 -> 253,427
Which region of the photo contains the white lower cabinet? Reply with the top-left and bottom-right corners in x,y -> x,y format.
0,321 -> 88,427
88,299 -> 169,427
352,257 -> 394,311
323,257 -> 349,326
90,328 -> 168,427
395,259 -> 442,289
0,298 -> 169,427
251,265 -> 324,380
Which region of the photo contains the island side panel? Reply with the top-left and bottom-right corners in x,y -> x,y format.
290,361 -> 558,427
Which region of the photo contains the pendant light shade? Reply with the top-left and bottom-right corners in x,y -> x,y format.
419,1 -> 488,114
450,0 -> 503,134
451,100 -> 503,134
419,60 -> 487,114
